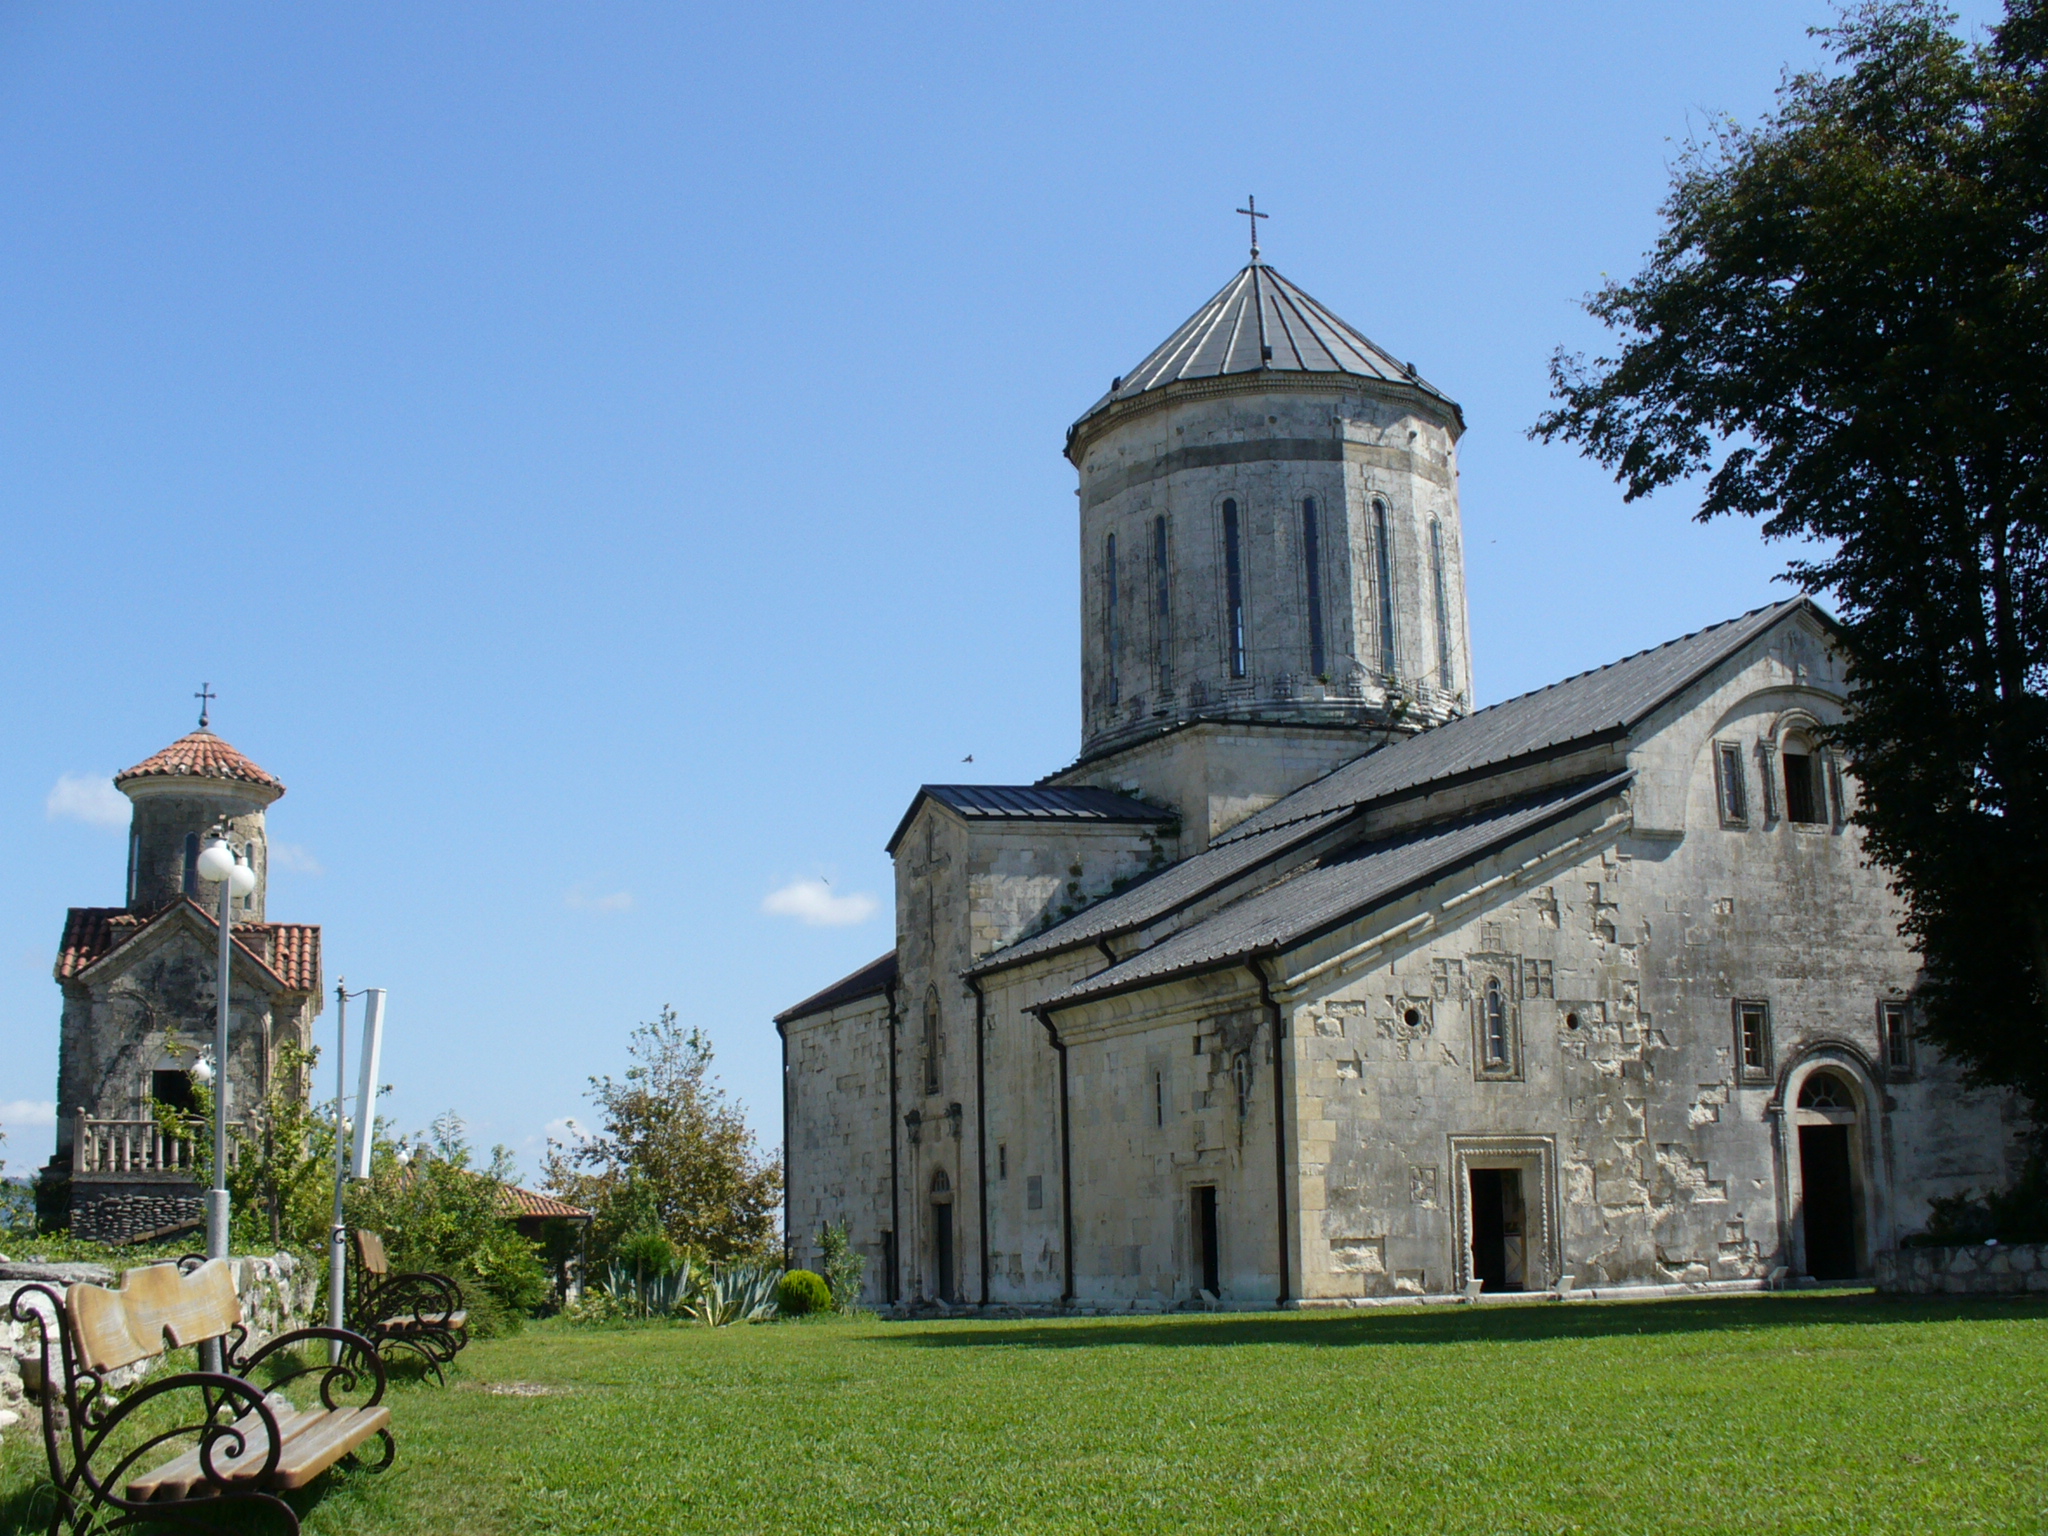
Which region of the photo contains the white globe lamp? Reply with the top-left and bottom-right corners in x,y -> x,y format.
195,838 -> 237,884
229,855 -> 256,898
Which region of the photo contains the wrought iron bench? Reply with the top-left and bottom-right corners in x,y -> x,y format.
9,1257 -> 393,1535
347,1229 -> 468,1383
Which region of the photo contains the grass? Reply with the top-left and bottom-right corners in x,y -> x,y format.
4,1290 -> 2045,1534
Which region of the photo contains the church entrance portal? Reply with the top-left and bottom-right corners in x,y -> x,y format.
1795,1071 -> 1863,1281
1468,1168 -> 1526,1293
930,1170 -> 955,1302
1191,1185 -> 1220,1297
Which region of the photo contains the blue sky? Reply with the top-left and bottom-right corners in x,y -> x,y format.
0,1 -> 2004,1183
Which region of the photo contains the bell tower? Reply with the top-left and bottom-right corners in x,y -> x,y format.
116,719 -> 284,923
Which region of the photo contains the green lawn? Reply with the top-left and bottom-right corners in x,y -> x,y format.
6,1291 -> 2045,1534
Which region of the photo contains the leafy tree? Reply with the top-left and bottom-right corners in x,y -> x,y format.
543,1007 -> 782,1265
346,1112 -> 549,1336
1535,1 -> 2048,1112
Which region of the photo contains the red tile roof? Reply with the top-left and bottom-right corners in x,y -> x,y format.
56,902 -> 321,995
116,730 -> 284,793
497,1184 -> 592,1221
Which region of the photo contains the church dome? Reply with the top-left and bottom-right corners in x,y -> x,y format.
115,729 -> 285,796
1067,262 -> 1462,458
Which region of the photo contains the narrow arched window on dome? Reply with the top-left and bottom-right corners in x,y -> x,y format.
1104,532 -> 1120,706
1430,518 -> 1452,686
182,833 -> 199,898
1302,498 -> 1326,678
1153,515 -> 1172,691
1373,498 -> 1397,678
1222,499 -> 1246,679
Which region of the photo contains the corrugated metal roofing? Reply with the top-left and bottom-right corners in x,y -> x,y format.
969,806 -> 1357,977
774,950 -> 899,1025
1070,263 -> 1456,440
887,784 -> 1175,854
1216,599 -> 1812,848
1051,774 -> 1633,1007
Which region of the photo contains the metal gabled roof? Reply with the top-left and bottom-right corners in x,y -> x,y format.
885,784 -> 1175,856
774,950 -> 899,1026
968,805 -> 1358,978
1069,262 -> 1458,444
1047,773 -> 1633,1009
1213,598 -> 1820,849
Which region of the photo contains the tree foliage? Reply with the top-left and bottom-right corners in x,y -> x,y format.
346,1113 -> 550,1336
1535,1 -> 2048,1110
543,1007 -> 782,1264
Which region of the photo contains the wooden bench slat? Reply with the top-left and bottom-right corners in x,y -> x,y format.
126,1408 -> 320,1500
271,1406 -> 392,1489
126,1405 -> 390,1500
372,1309 -> 467,1335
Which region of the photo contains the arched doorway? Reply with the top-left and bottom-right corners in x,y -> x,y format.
1795,1070 -> 1862,1280
929,1169 -> 955,1302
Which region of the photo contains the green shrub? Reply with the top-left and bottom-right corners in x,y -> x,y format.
777,1269 -> 830,1317
818,1221 -> 866,1313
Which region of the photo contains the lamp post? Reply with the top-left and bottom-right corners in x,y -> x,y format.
194,831 -> 256,1262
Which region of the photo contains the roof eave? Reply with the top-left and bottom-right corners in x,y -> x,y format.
1064,370 -> 1465,466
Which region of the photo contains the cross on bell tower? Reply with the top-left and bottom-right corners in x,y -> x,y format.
194,683 -> 216,730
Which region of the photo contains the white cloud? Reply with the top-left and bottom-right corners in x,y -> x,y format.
1,1100 -> 56,1131
45,774 -> 127,828
763,878 -> 878,927
542,1116 -> 587,1146
564,887 -> 634,913
269,842 -> 324,876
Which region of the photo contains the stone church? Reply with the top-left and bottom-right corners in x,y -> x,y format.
42,719 -> 322,1242
776,253 -> 2022,1310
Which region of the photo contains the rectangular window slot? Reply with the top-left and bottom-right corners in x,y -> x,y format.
1736,1000 -> 1772,1081
1715,742 -> 1749,827
1222,498 -> 1246,679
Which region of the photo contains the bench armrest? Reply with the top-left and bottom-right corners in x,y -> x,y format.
357,1268 -> 466,1325
235,1326 -> 389,1410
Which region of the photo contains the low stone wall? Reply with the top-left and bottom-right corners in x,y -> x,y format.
0,1252 -> 314,1447
69,1186 -> 205,1245
1875,1242 -> 2048,1295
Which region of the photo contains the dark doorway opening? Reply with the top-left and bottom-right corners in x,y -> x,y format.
932,1201 -> 955,1301
1192,1186 -> 1220,1296
1468,1168 -> 1527,1293
151,1069 -> 198,1115
1799,1124 -> 1858,1280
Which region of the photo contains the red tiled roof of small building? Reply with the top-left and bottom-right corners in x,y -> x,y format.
496,1184 -> 592,1221
115,730 -> 284,793
56,902 -> 321,994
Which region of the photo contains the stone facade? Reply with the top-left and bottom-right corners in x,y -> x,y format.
777,259 -> 2023,1312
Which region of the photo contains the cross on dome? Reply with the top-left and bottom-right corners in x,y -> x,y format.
1235,195 -> 1269,263
194,682 -> 216,730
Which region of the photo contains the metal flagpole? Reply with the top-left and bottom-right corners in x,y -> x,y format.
329,980 -> 351,1361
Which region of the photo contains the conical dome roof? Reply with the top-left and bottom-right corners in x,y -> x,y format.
115,729 -> 285,795
1069,263 -> 1459,447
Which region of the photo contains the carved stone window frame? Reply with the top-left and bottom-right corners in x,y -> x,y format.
1713,740 -> 1750,828
1878,997 -> 1915,1080
1468,954 -> 1523,1082
1734,998 -> 1775,1085
1449,1134 -> 1558,1293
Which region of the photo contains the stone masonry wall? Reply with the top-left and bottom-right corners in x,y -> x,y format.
1875,1243 -> 2048,1295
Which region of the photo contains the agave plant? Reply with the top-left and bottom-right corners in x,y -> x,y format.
691,1259 -> 780,1326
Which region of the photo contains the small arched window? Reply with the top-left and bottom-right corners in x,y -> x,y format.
1798,1072 -> 1854,1111
1429,518 -> 1452,684
1782,735 -> 1826,824
1152,515 -> 1172,690
1302,498 -> 1326,678
1222,499 -> 1246,678
182,833 -> 200,897
1372,498 -> 1397,678
922,989 -> 942,1096
930,1168 -> 951,1197
1483,978 -> 1508,1067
